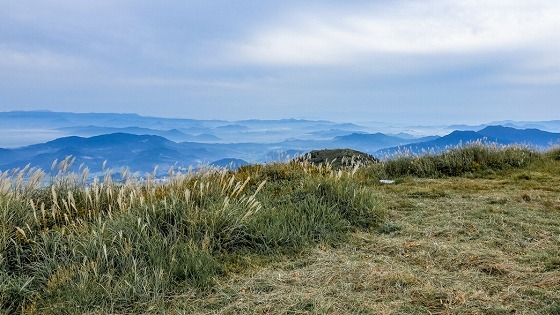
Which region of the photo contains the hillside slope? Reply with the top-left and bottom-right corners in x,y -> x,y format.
1,146 -> 559,314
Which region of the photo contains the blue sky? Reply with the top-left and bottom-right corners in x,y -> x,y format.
1,1 -> 559,124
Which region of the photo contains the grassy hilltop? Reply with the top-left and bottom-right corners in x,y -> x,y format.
1,144 -> 560,314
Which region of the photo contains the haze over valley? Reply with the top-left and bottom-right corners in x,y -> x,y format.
1,111 -> 559,175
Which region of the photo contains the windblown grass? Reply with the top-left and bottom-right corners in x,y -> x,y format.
177,145 -> 560,314
0,159 -> 383,314
1,143 -> 559,314
362,141 -> 540,180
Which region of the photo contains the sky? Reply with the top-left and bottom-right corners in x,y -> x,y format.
1,0 -> 559,124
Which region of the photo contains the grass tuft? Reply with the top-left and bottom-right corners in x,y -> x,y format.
0,159 -> 384,313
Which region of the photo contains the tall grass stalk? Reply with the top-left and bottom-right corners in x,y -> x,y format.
0,159 -> 384,313
367,141 -> 541,179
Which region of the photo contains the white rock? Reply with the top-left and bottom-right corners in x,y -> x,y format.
379,179 -> 395,184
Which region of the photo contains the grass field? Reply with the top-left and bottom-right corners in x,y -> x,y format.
1,145 -> 560,314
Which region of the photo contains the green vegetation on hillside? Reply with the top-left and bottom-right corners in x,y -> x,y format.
1,145 -> 560,314
1,157 -> 383,314
297,148 -> 379,169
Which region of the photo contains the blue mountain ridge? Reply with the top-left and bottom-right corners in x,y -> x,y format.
0,133 -> 192,174
1,125 -> 558,175
377,126 -> 560,156
478,126 -> 560,147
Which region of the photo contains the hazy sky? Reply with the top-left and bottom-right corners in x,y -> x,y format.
1,1 -> 559,124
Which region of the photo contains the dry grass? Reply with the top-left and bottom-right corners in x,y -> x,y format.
0,160 -> 384,314
174,159 -> 560,315
1,147 -> 559,314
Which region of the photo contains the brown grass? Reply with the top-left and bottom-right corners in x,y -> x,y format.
174,159 -> 560,314
2,149 -> 559,314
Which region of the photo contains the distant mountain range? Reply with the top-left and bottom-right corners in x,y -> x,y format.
1,111 -> 559,175
57,126 -> 221,143
1,126 -> 558,175
447,120 -> 560,133
332,133 -> 439,152
0,133 -> 192,174
0,111 -> 368,147
378,126 -> 560,156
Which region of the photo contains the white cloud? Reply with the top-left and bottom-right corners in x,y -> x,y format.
0,48 -> 90,71
232,1 -> 560,67
118,76 -> 252,89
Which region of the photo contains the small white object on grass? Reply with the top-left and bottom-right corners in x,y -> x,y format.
379,179 -> 395,184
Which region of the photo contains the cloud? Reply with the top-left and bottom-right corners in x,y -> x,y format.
1,1 -> 558,123
117,76 -> 253,89
232,1 -> 560,68
0,48 -> 89,71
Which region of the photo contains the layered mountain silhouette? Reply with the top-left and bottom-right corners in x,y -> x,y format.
333,133 -> 439,152
1,111 -> 559,175
477,126 -> 560,147
56,126 -> 221,143
0,133 -> 195,174
378,126 -> 560,156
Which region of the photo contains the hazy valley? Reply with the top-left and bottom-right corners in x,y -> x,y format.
1,111 -> 560,176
